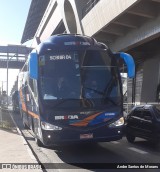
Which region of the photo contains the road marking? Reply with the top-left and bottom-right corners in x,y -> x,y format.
128,147 -> 148,154
111,141 -> 119,144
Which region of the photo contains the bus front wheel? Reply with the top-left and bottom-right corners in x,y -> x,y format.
22,113 -> 28,129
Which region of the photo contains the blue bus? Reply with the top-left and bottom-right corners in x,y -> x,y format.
18,34 -> 135,146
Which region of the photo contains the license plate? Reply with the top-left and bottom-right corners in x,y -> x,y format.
80,133 -> 93,139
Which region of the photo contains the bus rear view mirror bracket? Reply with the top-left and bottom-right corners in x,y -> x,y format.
114,52 -> 135,78
29,51 -> 38,79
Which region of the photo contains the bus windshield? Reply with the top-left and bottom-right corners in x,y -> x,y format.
39,49 -> 121,108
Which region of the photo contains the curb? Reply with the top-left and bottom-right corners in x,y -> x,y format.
8,110 -> 47,172
9,111 -> 38,162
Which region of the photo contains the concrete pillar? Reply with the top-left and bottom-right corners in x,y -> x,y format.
141,55 -> 160,103
62,0 -> 83,34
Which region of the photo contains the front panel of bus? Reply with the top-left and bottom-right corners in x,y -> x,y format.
37,47 -> 124,145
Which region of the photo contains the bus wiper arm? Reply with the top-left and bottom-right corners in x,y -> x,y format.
83,87 -> 118,106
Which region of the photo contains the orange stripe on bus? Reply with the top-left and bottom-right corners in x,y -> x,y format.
28,110 -> 39,119
19,88 -> 27,112
19,88 -> 39,119
70,112 -> 101,127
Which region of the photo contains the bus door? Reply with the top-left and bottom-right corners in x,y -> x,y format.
25,81 -> 34,128
27,78 -> 39,132
23,81 -> 31,127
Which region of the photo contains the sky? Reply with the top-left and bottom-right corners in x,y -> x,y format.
0,0 -> 31,95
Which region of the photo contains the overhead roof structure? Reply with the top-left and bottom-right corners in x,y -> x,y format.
0,45 -> 33,69
21,0 -> 160,51
21,0 -> 50,44
92,0 -> 160,49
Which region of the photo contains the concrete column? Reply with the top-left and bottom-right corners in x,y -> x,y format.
62,0 -> 83,34
141,55 -> 160,103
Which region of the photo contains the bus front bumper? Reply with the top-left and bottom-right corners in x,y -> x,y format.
41,125 -> 124,146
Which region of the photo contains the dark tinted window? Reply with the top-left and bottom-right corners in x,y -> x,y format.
82,50 -> 120,99
132,110 -> 143,118
132,109 -> 152,120
142,111 -> 152,121
39,51 -> 81,100
39,50 -> 121,101
29,78 -> 34,91
82,50 -> 111,66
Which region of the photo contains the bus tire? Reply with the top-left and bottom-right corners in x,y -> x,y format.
23,121 -> 28,129
22,113 -> 28,129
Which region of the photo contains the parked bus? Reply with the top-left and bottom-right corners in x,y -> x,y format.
18,34 -> 135,146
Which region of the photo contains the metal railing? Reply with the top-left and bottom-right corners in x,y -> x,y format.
0,59 -> 26,62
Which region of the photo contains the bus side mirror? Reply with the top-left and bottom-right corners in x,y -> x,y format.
29,51 -> 38,79
115,52 -> 135,78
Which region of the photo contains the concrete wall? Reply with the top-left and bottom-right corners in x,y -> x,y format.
81,0 -> 138,37
40,2 -> 62,41
111,12 -> 160,52
141,55 -> 160,103
61,0 -> 83,34
32,0 -> 62,46
33,0 -> 84,45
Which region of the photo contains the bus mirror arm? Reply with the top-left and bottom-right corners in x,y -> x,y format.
29,51 -> 38,79
114,52 -> 135,78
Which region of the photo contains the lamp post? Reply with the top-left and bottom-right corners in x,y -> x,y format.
0,81 -> 7,125
0,81 -> 2,124
0,81 -> 7,96
7,55 -> 16,106
0,80 -> 3,93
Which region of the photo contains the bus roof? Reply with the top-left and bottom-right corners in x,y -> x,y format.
36,34 -> 109,55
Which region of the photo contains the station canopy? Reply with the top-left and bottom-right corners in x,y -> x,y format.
21,0 -> 50,44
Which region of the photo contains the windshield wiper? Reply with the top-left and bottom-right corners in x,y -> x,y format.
83,87 -> 118,106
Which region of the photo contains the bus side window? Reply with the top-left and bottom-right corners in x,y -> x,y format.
29,78 -> 38,101
29,78 -> 34,91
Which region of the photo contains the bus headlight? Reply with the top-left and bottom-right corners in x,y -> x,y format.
41,121 -> 62,131
109,117 -> 124,128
